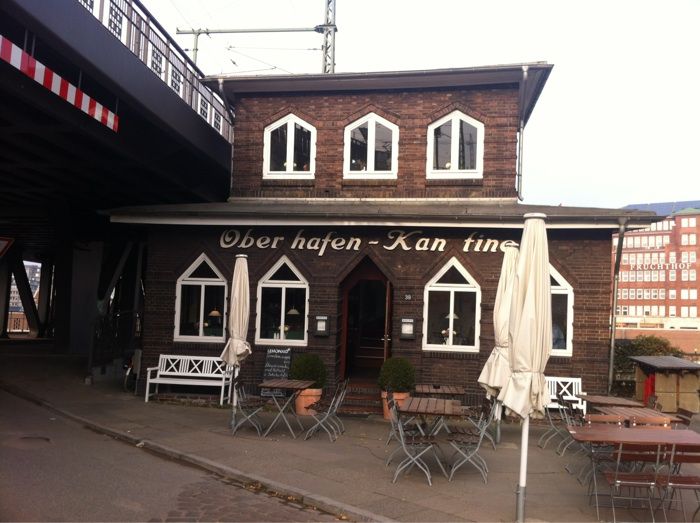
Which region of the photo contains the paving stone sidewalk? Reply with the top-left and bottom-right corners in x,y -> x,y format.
2,353 -> 693,522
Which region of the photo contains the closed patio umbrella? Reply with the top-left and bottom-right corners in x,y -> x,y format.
477,244 -> 519,442
220,254 -> 252,423
497,213 -> 552,523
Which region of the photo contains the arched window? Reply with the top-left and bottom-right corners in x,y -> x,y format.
422,257 -> 481,352
256,256 -> 309,346
174,254 -> 227,341
550,265 -> 574,356
343,112 -> 399,178
426,110 -> 484,179
263,114 -> 316,179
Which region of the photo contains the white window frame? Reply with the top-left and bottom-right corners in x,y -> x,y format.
255,255 -> 309,347
426,110 -> 484,179
343,112 -> 399,179
174,253 -> 227,342
422,257 -> 481,353
550,265 -> 574,357
262,114 -> 316,180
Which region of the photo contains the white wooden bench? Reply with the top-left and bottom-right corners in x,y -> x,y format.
144,354 -> 234,405
545,376 -> 586,415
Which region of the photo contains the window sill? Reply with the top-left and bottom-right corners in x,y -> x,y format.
174,336 -> 226,343
255,338 -> 307,347
342,179 -> 398,187
426,178 -> 484,187
422,345 -> 479,354
262,179 -> 315,187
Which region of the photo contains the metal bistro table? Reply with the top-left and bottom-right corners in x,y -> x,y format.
400,397 -> 463,435
259,379 -> 314,438
575,394 -> 643,408
568,424 -> 700,445
415,384 -> 466,397
593,406 -> 682,424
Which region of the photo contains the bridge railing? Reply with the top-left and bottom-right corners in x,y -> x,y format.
77,0 -> 233,142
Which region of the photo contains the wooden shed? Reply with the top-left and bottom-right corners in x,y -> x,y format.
630,355 -> 700,413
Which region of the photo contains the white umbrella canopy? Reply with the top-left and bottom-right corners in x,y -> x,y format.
478,245 -> 519,398
496,213 -> 552,523
220,254 -> 252,375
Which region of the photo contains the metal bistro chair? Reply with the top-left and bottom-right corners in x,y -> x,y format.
445,397 -> 494,483
602,442 -> 668,523
230,376 -> 268,436
304,378 -> 349,442
451,396 -> 497,450
388,398 -> 447,486
657,443 -> 700,522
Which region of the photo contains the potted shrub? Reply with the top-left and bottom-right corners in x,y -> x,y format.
289,353 -> 327,415
378,357 -> 415,420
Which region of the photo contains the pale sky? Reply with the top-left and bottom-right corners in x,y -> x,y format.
143,0 -> 700,209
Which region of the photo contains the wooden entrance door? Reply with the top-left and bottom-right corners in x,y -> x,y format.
340,259 -> 392,379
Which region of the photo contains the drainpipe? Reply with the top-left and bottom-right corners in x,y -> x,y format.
608,218 -> 628,394
516,65 -> 528,200
217,79 -> 236,196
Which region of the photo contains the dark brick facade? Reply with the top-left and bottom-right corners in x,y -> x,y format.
141,225 -> 613,395
231,88 -> 520,200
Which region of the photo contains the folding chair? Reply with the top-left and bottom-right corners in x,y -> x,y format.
578,414 -> 623,520
388,399 -> 447,486
446,397 -> 493,483
657,444 -> 700,522
304,378 -> 348,442
602,442 -> 667,523
452,396 -> 496,450
230,376 -> 267,436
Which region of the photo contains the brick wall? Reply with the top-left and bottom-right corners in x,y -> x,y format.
230,87 -> 520,199
141,225 -> 615,395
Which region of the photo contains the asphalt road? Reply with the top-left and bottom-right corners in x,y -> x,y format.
0,390 -> 337,522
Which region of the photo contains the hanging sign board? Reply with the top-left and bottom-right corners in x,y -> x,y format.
260,347 -> 292,397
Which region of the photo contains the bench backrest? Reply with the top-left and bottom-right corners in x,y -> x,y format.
545,376 -> 586,415
157,354 -> 232,379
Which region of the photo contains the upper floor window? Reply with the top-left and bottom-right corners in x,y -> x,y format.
174,254 -> 227,342
343,113 -> 399,179
263,114 -> 316,179
422,257 -> 481,353
255,256 -> 308,346
550,265 -> 574,357
426,110 -> 484,179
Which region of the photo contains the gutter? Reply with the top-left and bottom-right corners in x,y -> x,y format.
516,65 -> 528,200
608,218 -> 628,393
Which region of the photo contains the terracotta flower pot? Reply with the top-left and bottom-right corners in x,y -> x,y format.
381,390 -> 411,420
295,388 -> 322,416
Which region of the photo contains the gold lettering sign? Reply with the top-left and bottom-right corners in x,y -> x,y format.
220,229 -> 518,256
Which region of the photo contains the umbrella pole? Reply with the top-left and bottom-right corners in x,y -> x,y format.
515,415 -> 529,523
495,401 -> 502,444
231,366 -> 239,431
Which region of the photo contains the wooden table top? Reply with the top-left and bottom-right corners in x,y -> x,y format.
258,379 -> 314,390
415,384 -> 466,396
576,394 -> 643,407
400,397 -> 463,416
594,406 -> 681,423
568,424 -> 700,445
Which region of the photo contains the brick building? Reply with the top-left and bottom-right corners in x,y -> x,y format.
613,206 -> 700,352
111,64 -> 655,401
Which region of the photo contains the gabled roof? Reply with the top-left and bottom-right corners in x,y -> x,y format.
108,198 -> 656,230
204,63 -> 553,125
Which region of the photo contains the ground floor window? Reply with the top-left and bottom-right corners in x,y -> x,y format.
422,257 -> 481,352
174,254 -> 226,341
550,265 -> 574,356
256,256 -> 308,346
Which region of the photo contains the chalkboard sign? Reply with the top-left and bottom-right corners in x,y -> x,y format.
260,347 -> 292,397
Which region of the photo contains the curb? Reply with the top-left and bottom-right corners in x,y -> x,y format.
0,380 -> 392,522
